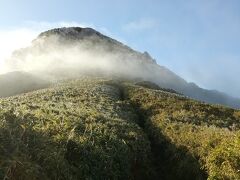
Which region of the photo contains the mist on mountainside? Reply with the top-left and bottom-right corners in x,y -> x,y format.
2,27 -> 157,80
1,27 -> 240,108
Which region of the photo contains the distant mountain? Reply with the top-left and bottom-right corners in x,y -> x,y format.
4,27 -> 240,108
0,71 -> 50,97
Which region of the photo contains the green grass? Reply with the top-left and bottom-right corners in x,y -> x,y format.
0,77 -> 239,179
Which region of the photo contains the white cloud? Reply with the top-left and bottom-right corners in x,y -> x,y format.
0,28 -> 38,73
122,18 -> 158,32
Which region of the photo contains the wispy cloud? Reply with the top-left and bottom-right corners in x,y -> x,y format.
122,18 -> 158,32
0,28 -> 38,72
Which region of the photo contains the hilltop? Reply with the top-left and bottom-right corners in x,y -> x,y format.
0,77 -> 239,179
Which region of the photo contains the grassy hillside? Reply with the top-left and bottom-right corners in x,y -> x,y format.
0,77 -> 239,179
0,78 -> 155,179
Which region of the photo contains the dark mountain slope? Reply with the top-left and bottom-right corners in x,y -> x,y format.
0,71 -> 50,97
4,27 -> 240,108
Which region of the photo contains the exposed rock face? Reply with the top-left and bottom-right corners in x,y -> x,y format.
3,27 -> 240,108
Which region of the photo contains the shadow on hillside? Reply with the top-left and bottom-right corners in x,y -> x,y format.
127,99 -> 208,180
0,113 -> 51,179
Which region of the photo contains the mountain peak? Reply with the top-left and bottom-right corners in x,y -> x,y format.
38,27 -> 106,40
34,27 -> 157,65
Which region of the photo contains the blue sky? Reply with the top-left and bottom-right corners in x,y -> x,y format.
0,0 -> 240,98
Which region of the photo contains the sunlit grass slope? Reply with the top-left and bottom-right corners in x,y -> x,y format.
0,78 -> 153,180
